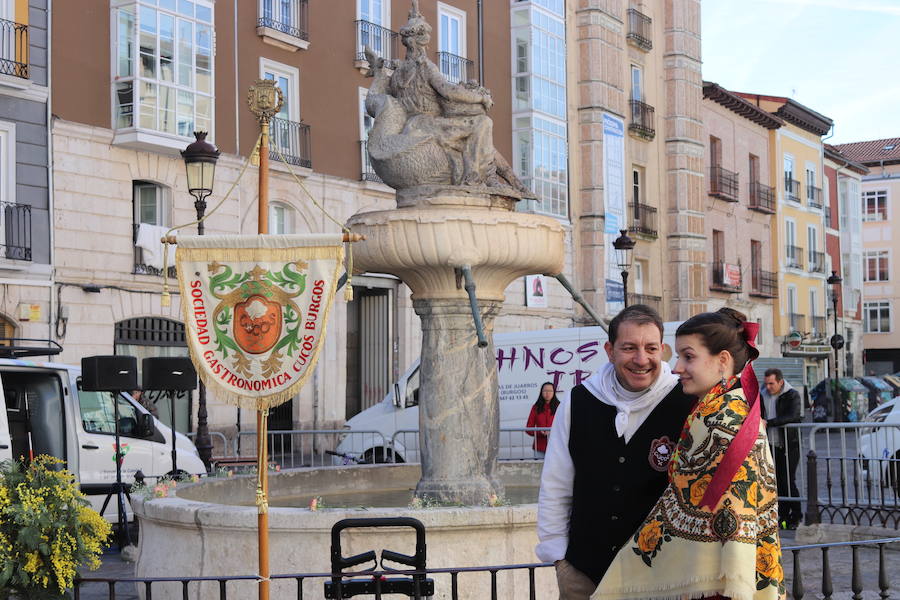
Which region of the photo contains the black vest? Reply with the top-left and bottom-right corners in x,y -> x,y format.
565,382 -> 695,584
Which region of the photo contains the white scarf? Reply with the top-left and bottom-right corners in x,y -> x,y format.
582,362 -> 678,442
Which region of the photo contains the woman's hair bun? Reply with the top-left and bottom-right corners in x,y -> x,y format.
716,307 -> 747,327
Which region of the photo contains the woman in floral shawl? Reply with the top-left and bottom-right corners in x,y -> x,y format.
592,308 -> 785,600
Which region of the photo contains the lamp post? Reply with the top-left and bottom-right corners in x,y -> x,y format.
181,131 -> 220,469
612,229 -> 636,307
827,270 -> 843,421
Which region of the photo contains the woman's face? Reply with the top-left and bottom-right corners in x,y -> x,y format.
540,384 -> 555,401
673,334 -> 728,397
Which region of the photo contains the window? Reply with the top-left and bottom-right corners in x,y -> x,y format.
631,65 -> 643,102
864,250 -> 889,282
807,225 -> 818,254
260,59 -> 299,122
749,154 -> 759,183
438,3 -> 466,82
134,182 -> 169,227
709,136 -> 721,168
786,220 -> 796,250
113,1 -> 214,145
633,260 -> 645,295
0,120 -> 28,261
79,391 -> 142,437
133,181 -> 172,275
810,288 -> 818,317
526,117 -> 567,218
863,190 -> 888,222
864,301 -> 892,333
259,0 -> 308,44
751,239 -> 761,273
632,168 -> 641,207
269,202 -> 295,235
712,229 -> 724,264
806,166 -> 816,201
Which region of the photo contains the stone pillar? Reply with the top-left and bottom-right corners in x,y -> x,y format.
413,298 -> 504,504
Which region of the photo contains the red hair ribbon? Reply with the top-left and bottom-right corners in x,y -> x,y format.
699,321 -> 762,510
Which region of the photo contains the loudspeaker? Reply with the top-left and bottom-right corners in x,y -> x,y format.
142,357 -> 197,391
81,355 -> 138,392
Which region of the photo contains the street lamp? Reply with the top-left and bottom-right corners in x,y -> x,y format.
181,131 -> 219,469
612,229 -> 636,307
827,270 -> 843,421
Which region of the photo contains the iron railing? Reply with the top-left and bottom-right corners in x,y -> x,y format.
708,165 -> 739,201
710,260 -> 742,292
810,315 -> 827,338
628,202 -> 657,237
786,244 -> 804,269
257,0 -> 309,42
808,250 -> 826,274
355,19 -> 399,62
359,140 -> 382,183
825,208 -> 833,228
807,184 -> 823,209
132,223 -> 176,277
626,8 -> 652,50
0,17 -> 27,78
627,292 -> 661,312
789,312 -> 806,332
269,117 -> 312,168
628,99 -> 655,139
437,51 -> 473,84
750,268 -> 777,298
749,181 -> 775,213
2,201 -> 31,261
785,176 -> 801,202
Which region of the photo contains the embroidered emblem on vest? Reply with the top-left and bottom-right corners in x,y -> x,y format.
648,436 -> 675,471
711,499 -> 740,541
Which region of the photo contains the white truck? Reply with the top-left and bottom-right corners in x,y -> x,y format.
0,351 -> 206,520
337,324 -> 680,463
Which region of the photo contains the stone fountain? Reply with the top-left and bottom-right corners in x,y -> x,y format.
347,0 -> 565,504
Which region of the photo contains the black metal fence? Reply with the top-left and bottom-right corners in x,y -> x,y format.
437,51 -> 473,84
628,99 -> 655,139
708,165 -> 739,201
356,20 -> 399,62
3,201 -> 31,260
0,17 -> 27,79
749,181 -> 775,213
750,268 -> 777,297
808,250 -> 827,274
360,139 -> 382,183
628,202 -> 657,237
626,8 -> 652,50
269,117 -> 312,168
787,244 -> 805,269
785,177 -> 801,202
257,0 -> 309,42
807,185 -> 823,209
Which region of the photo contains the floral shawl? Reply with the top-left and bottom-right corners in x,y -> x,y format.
591,378 -> 786,600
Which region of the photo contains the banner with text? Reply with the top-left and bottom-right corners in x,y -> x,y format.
176,234 -> 343,410
602,113 -> 627,315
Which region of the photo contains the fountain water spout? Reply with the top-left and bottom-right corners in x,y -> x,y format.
459,265 -> 488,348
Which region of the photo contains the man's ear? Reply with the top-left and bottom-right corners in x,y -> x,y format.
604,340 -> 614,361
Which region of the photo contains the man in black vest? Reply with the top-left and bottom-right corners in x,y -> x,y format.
536,305 -> 695,599
761,367 -> 803,529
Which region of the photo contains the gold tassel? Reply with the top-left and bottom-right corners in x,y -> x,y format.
256,409 -> 269,514
344,238 -> 354,302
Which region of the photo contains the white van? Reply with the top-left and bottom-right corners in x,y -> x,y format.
337,324 -> 680,463
0,356 -> 206,519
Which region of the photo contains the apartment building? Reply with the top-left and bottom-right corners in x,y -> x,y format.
567,0 -> 703,321
833,138 -> 900,375
0,1 -> 50,346
700,82 -> 780,358
823,145 -> 866,378
51,0 -> 546,438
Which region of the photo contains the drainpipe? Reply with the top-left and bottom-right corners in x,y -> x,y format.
47,0 -> 55,349
477,0 -> 484,84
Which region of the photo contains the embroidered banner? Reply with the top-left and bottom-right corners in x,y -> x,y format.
176,234 -> 344,410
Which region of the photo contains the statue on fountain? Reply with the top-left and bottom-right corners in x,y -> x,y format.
363,0 -> 534,204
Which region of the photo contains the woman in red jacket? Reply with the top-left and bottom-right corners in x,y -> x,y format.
526,382 -> 559,458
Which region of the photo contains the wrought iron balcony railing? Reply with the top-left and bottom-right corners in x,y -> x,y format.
0,18 -> 27,79
709,166 -> 739,202
807,185 -> 823,209
628,202 -> 658,237
710,261 -> 742,293
269,117 -> 311,168
785,177 -> 800,203
258,0 -> 309,42
789,312 -> 806,332
355,20 -> 399,62
750,268 -> 777,298
359,140 -> 382,183
626,8 -> 652,51
749,181 -> 775,213
808,250 -> 826,274
627,293 -> 661,312
810,315 -> 827,338
786,245 -> 804,270
437,51 -> 473,84
2,201 -> 31,261
628,99 -> 655,139
133,224 -> 175,277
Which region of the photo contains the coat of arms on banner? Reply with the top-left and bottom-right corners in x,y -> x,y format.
175,234 -> 344,409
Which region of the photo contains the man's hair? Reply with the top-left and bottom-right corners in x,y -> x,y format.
608,304 -> 664,345
764,368 -> 784,381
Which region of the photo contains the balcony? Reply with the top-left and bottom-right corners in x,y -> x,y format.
437,51 -> 473,85
257,0 -> 309,51
807,185 -> 823,210
0,18 -> 27,79
710,261 -> 742,293
628,203 -> 658,238
786,245 -> 804,270
785,177 -> 800,203
133,224 -> 175,278
789,312 -> 806,333
628,100 -> 655,140
269,117 -> 311,169
2,202 -> 31,261
808,250 -> 826,274
355,20 -> 398,65
825,209 -> 833,229
708,166 -> 739,202
749,269 -> 777,298
627,293 -> 661,313
359,140 -> 382,183
748,181 -> 775,213
626,8 -> 652,51
810,315 -> 827,339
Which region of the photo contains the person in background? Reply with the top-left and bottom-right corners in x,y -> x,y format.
762,367 -> 803,529
526,382 -> 559,458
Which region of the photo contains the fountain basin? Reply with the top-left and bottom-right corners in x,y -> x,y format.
133,462 -> 553,600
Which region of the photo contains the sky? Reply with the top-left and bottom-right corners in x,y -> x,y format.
701,0 -> 900,144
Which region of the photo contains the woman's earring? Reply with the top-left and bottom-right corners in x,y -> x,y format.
719,370 -> 727,387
